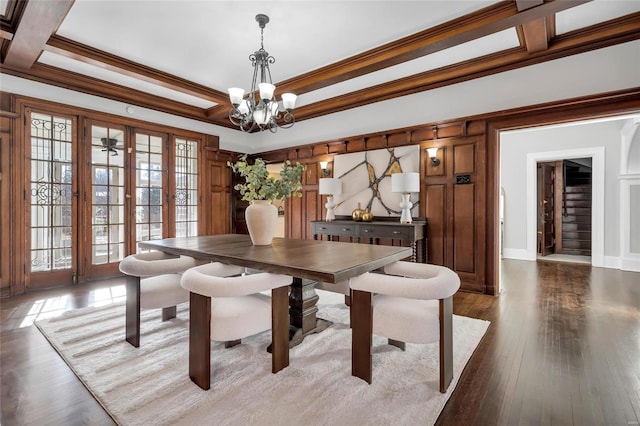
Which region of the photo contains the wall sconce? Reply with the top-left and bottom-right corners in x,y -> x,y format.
319,161 -> 330,176
319,178 -> 342,221
426,147 -> 440,166
391,172 -> 420,224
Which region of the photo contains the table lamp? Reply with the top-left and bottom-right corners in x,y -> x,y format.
391,172 -> 420,224
319,178 -> 342,221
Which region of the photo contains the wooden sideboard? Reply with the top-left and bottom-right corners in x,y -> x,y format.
311,218 -> 427,263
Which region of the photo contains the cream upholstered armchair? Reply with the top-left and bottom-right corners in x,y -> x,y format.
180,262 -> 293,390
349,261 -> 460,393
119,251 -> 201,347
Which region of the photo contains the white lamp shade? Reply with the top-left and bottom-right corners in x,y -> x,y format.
238,99 -> 250,115
319,178 -> 342,195
427,147 -> 439,158
253,104 -> 272,125
270,101 -> 280,115
391,172 -> 420,193
319,161 -> 328,170
228,88 -> 245,105
282,93 -> 297,110
259,83 -> 276,101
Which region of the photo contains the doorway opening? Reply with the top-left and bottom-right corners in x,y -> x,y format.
537,158 -> 592,264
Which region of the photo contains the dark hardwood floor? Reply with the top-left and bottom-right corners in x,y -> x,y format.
1,260 -> 639,425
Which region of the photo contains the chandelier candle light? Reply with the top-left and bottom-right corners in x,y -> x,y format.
228,14 -> 297,132
318,178 -> 342,221
391,172 -> 420,224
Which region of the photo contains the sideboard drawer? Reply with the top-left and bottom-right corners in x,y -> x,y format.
358,225 -> 414,240
313,222 -> 356,237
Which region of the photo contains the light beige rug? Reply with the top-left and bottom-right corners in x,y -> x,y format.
35,291 -> 489,426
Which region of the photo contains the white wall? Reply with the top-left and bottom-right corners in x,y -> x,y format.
500,120 -> 624,265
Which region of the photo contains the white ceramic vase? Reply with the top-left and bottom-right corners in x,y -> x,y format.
245,200 -> 278,245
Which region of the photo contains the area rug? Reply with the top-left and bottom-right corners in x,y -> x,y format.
35,291 -> 490,426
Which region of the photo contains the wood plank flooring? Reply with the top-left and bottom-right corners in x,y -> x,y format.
2,260 -> 639,425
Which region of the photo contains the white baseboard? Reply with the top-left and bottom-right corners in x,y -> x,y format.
620,256 -> 640,272
503,248 -> 532,261
602,256 -> 621,269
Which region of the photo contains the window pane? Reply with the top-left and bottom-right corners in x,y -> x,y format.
29,113 -> 73,272
175,138 -> 198,238
90,124 -> 126,266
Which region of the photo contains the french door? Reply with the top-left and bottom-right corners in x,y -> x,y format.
25,111 -> 201,287
85,123 -> 171,278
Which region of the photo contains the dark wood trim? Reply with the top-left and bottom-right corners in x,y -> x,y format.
2,0 -> 73,69
45,36 -> 229,105
269,0 -> 589,98
2,0 -> 633,128
0,0 -> 25,29
292,14 -> 640,122
0,64 -> 234,129
521,17 -> 549,53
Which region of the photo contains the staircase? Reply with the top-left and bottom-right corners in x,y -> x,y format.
561,161 -> 592,256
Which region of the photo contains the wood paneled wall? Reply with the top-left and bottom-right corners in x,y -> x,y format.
203,147 -> 235,236
258,119 -> 488,293
0,93 -> 17,298
421,135 -> 486,292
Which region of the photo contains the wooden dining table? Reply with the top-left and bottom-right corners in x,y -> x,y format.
137,234 -> 412,389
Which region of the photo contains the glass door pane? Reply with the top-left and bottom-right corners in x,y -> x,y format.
135,132 -> 166,249
89,125 -> 125,273
28,112 -> 75,287
175,138 -> 199,237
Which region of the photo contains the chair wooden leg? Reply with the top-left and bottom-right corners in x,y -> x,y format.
271,285 -> 290,373
224,339 -> 241,348
439,296 -> 453,393
125,275 -> 141,348
189,292 -> 211,390
388,339 -> 406,351
162,306 -> 177,321
351,289 -> 372,384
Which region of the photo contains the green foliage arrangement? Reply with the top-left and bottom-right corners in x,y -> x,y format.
228,154 -> 305,202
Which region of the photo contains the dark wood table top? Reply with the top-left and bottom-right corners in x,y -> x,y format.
138,234 -> 412,283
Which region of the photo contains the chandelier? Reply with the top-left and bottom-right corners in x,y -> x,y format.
228,14 -> 297,133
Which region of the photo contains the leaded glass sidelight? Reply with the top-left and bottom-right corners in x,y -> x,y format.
135,132 -> 164,247
29,113 -> 73,272
175,138 -> 198,237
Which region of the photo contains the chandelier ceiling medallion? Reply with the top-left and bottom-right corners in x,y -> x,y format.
228,14 -> 297,133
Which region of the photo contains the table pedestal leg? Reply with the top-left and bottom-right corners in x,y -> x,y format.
287,277 -> 332,348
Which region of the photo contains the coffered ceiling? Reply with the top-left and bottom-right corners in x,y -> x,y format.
1,0 -> 639,152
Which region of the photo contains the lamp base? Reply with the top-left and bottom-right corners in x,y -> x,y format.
399,193 -> 413,224
325,196 -> 336,221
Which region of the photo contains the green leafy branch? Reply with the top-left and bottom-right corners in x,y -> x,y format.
228,154 -> 305,202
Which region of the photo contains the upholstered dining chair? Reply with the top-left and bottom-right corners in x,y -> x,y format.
348,261 -> 460,393
119,251 -> 199,347
180,262 -> 293,390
